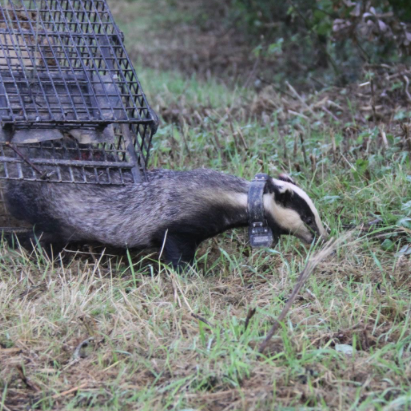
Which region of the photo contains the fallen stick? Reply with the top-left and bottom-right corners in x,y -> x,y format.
403,75 -> 411,102
191,313 -> 213,327
51,382 -> 88,399
286,81 -> 320,120
321,106 -> 339,122
258,232 -> 354,354
244,308 -> 257,333
380,127 -> 389,150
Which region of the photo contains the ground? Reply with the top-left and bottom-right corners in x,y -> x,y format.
1,1 -> 411,410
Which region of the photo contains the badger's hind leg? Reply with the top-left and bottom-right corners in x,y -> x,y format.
163,233 -> 198,271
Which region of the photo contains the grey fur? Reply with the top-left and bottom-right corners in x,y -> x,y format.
6,169 -> 248,247
4,168 -> 325,268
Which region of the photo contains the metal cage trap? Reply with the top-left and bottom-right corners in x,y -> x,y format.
0,0 -> 158,186
0,0 -> 159,232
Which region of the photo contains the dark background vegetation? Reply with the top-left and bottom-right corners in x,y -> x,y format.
129,0 -> 411,89
224,0 -> 411,86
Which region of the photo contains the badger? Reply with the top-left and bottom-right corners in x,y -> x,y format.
4,168 -> 327,269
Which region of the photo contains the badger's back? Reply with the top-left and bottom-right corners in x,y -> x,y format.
5,169 -> 249,249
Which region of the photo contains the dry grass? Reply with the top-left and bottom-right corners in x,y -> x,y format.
1,224 -> 411,410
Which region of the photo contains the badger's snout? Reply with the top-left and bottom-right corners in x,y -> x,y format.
285,219 -> 318,244
308,226 -> 329,244
300,227 -> 328,245
298,227 -> 317,244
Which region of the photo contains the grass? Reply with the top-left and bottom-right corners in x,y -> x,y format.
1,0 -> 411,410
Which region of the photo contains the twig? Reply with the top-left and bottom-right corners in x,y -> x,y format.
256,76 -> 295,99
170,272 -> 193,311
310,153 -> 316,173
61,247 -> 117,257
370,80 -> 377,124
380,127 -> 389,150
353,33 -> 370,62
286,81 -> 320,120
15,364 -> 40,391
191,313 -> 213,327
158,229 -> 169,262
299,132 -> 308,166
229,120 -> 240,152
243,57 -> 260,89
293,133 -> 298,158
321,106 -> 339,122
51,382 -> 88,399
331,131 -> 337,162
179,116 -> 191,158
327,100 -> 343,111
280,131 -> 288,160
244,308 -> 256,333
258,233 -> 354,354
212,122 -> 223,153
236,126 -> 248,150
5,142 -> 48,179
288,109 -> 309,120
400,124 -> 411,152
342,219 -> 384,232
403,75 -> 411,102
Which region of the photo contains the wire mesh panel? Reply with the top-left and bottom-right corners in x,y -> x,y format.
0,123 -> 155,184
0,0 -> 158,183
0,179 -> 31,232
0,134 -> 141,184
0,0 -> 157,127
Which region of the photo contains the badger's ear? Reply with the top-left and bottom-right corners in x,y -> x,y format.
269,180 -> 294,206
278,173 -> 297,186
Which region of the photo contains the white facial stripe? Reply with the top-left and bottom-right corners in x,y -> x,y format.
271,178 -> 327,238
263,194 -> 313,242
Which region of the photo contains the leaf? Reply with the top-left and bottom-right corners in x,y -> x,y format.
398,245 -> 411,255
378,20 -> 388,33
381,239 -> 395,251
397,218 -> 411,229
321,195 -> 341,204
335,344 -> 353,355
355,158 -> 369,172
394,110 -> 408,120
252,44 -> 263,58
351,159 -> 369,181
401,200 -> 411,215
386,133 -> 395,144
268,38 -> 284,55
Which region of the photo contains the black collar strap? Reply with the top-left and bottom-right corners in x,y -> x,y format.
248,173 -> 278,248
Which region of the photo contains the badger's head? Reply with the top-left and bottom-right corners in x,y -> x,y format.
263,174 -> 327,243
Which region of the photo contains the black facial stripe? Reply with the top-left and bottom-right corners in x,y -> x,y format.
286,192 -> 317,228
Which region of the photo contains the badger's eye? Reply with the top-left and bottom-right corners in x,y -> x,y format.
305,217 -> 313,225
